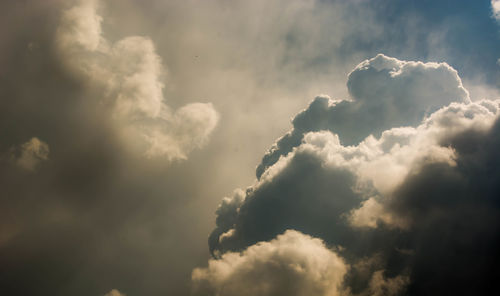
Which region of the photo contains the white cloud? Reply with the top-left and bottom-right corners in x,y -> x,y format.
14,137 -> 50,171
143,103 -> 219,159
257,54 -> 470,177
348,197 -> 402,229
348,54 -> 470,110
193,230 -> 349,296
56,0 -> 218,160
57,0 -> 103,51
492,0 -> 500,21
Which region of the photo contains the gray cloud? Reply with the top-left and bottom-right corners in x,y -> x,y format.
11,137 -> 50,171
0,1 -> 220,295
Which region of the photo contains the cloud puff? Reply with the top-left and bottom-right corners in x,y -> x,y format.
256,54 -> 470,178
104,289 -> 125,296
193,230 -> 348,296
492,0 -> 500,21
56,0 -> 218,160
57,0 -> 103,52
203,55 -> 500,294
365,270 -> 409,296
12,137 -> 49,171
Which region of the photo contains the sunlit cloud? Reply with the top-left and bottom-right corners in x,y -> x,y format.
203,55 -> 500,295
57,0 -> 218,160
492,0 -> 500,21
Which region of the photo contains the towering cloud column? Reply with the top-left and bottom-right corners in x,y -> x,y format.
197,55 -> 500,295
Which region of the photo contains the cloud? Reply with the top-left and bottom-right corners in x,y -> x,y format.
210,98 -> 498,251
492,0 -> 500,21
104,289 -> 125,296
193,230 -> 348,296
2,1 -> 499,295
0,2 -> 222,294
256,54 -> 470,178
57,0 -> 102,52
13,137 -> 50,171
366,270 -> 409,296
203,55 -> 500,295
56,0 -> 218,160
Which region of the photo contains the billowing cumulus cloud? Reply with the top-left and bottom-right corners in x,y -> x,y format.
210,98 -> 498,250
57,0 -> 218,160
203,55 -> 500,295
257,54 -> 470,177
193,230 -> 349,296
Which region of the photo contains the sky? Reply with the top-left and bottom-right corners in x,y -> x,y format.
0,0 -> 499,295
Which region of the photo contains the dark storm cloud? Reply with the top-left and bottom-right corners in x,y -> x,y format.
0,2 -> 124,293
201,55 -> 500,295
385,118 -> 500,295
210,147 -> 361,256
